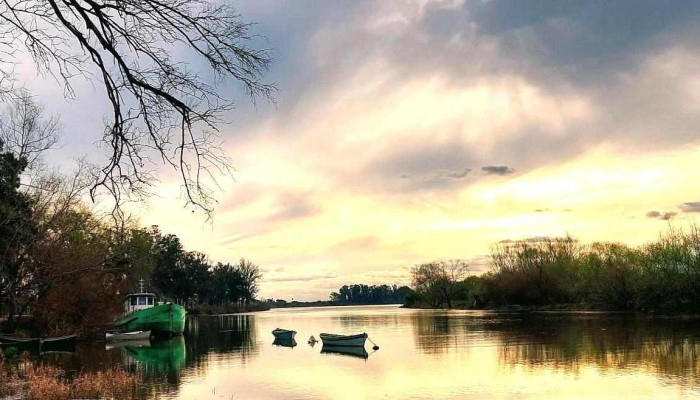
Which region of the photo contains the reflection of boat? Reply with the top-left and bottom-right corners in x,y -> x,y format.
272,337 -> 297,348
106,330 -> 151,342
106,339 -> 151,351
319,332 -> 367,347
272,328 -> 296,340
0,334 -> 76,353
321,344 -> 369,359
40,335 -> 77,353
121,336 -> 186,373
113,281 -> 186,336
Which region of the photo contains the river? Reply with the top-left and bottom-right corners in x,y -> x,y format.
14,305 -> 700,399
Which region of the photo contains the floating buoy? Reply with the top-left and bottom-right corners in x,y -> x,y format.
372,345 -> 379,350
368,336 -> 380,350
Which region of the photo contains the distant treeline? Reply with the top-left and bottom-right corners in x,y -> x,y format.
264,284 -> 415,308
329,284 -> 414,305
407,226 -> 700,313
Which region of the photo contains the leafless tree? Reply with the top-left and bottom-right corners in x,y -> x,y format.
0,0 -> 275,214
237,258 -> 261,305
0,90 -> 60,170
411,260 -> 469,308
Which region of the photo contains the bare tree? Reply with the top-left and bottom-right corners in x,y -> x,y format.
0,0 -> 275,213
411,260 -> 469,308
237,258 -> 261,305
0,90 -> 60,170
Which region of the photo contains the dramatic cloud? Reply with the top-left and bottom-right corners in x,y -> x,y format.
481,166 -> 516,176
679,202 -> 700,213
12,0 -> 700,300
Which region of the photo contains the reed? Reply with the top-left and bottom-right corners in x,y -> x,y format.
0,354 -> 140,400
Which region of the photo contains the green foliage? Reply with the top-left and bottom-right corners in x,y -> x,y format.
477,227 -> 700,312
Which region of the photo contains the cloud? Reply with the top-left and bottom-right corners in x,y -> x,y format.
679,202 -> 700,213
646,211 -> 677,220
481,165 -> 516,176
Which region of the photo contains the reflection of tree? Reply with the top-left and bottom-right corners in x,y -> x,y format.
408,311 -> 700,384
411,313 -> 459,354
184,314 -> 258,370
495,314 -> 700,385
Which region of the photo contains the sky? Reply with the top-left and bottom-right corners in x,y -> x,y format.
11,0 -> 700,300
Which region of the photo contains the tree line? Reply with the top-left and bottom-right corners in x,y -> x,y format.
407,227 -> 700,313
329,284 -> 414,305
0,95 -> 262,335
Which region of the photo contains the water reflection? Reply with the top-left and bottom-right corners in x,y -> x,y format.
10,307 -> 700,399
320,344 -> 369,359
272,337 -> 297,348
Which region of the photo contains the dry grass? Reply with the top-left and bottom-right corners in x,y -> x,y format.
0,353 -> 139,400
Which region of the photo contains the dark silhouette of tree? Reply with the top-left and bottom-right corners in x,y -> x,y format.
0,0 -> 275,213
411,260 -> 469,308
0,138 -> 36,330
329,284 -> 414,305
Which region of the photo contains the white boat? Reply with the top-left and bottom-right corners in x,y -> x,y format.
319,332 -> 367,347
106,330 -> 151,342
272,328 -> 296,340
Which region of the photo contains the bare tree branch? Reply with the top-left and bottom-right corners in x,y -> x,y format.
0,0 -> 275,214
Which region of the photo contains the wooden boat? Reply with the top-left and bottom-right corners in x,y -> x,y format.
105,339 -> 151,351
0,334 -> 76,353
0,334 -> 76,345
0,335 -> 40,345
271,328 -> 296,340
319,332 -> 367,347
321,344 -> 369,359
113,281 -> 186,336
106,330 -> 151,342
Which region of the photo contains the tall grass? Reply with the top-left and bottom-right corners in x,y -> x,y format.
0,351 -> 139,400
467,224 -> 700,313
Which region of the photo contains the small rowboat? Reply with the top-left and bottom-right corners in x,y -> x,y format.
106,330 -> 151,342
271,328 -> 296,340
0,335 -> 40,345
319,332 -> 367,347
0,334 -> 76,352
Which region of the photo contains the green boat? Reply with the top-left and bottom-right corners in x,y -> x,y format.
113,285 -> 186,336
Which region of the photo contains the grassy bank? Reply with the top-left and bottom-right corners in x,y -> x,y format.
0,352 -> 139,400
406,225 -> 700,314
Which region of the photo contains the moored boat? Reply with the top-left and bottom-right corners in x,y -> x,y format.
0,334 -> 76,353
106,330 -> 151,342
319,332 -> 367,347
271,328 -> 296,340
113,281 -> 186,336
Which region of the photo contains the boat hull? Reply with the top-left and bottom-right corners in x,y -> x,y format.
319,333 -> 367,347
114,304 -> 186,335
106,330 -> 151,342
271,329 -> 296,340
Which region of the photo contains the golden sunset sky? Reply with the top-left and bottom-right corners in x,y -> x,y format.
17,1 -> 700,300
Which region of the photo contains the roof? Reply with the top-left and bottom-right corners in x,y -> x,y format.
125,292 -> 156,298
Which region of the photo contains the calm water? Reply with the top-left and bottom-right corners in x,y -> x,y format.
17,305 -> 700,399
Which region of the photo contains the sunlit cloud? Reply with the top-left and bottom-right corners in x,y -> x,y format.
13,0 -> 700,300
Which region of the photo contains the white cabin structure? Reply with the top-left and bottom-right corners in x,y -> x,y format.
123,279 -> 158,314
